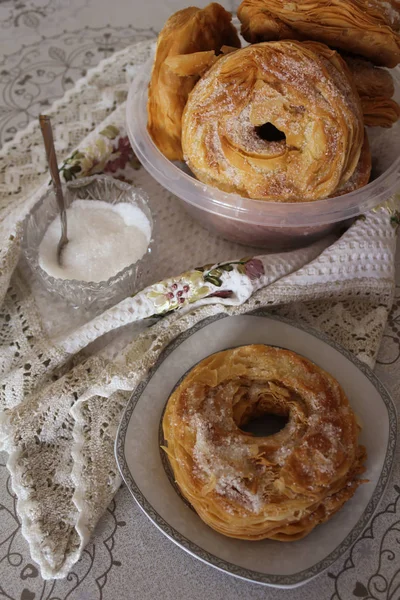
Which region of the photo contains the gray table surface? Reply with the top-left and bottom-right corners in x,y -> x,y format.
1,1 -> 399,598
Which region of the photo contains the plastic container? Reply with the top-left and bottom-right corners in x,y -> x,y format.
126,56 -> 400,249
23,175 -> 153,309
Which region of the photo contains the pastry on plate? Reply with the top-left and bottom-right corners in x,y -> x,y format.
162,345 -> 366,541
147,3 -> 240,161
182,41 -> 365,201
237,0 -> 400,67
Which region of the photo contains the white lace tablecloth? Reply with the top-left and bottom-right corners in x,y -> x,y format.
1,2 -> 400,599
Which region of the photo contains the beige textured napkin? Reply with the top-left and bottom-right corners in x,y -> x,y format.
0,39 -> 398,579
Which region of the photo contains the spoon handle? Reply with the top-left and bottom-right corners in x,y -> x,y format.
39,115 -> 68,261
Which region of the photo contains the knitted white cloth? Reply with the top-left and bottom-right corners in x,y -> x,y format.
0,39 -> 398,579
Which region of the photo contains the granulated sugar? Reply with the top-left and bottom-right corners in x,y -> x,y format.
39,199 -> 151,282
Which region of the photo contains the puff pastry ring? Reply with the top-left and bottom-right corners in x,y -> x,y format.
163,345 -> 366,541
182,41 -> 365,201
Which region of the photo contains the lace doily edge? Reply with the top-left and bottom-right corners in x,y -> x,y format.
0,410 -> 83,579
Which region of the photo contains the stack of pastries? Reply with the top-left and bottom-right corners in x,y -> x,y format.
147,1 -> 400,202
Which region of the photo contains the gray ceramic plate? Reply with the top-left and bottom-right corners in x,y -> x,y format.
115,312 -> 397,589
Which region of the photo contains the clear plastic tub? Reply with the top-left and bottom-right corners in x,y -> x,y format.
126,56 -> 400,249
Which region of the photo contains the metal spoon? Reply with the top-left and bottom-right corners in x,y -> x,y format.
39,114 -> 68,265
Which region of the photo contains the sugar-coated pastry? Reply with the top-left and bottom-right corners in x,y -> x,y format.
304,43 -> 400,128
334,133 -> 371,195
147,3 -> 240,161
237,0 -> 400,67
182,41 -> 365,201
162,345 -> 366,541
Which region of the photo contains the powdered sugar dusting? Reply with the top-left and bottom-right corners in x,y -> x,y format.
183,372 -> 350,513
182,42 -> 363,201
367,0 -> 400,29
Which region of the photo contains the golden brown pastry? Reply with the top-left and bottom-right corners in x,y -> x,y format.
182,41 -> 365,201
360,97 -> 400,127
303,43 -> 400,128
304,42 -> 399,129
237,0 -> 400,67
344,57 -> 400,127
147,3 -> 240,161
163,345 -> 366,541
334,133 -> 371,195
345,56 -> 395,98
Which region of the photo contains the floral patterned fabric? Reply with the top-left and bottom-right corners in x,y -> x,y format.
60,126 -> 141,181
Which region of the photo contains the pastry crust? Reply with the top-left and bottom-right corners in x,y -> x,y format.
182,41 -> 365,201
306,42 -> 400,129
162,345 -> 366,541
304,43 -> 400,129
334,132 -> 371,195
345,57 -> 395,99
147,3 -> 240,161
360,96 -> 400,127
344,57 -> 400,127
237,0 -> 400,67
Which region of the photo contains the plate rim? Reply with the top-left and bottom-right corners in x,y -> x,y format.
115,311 -> 397,588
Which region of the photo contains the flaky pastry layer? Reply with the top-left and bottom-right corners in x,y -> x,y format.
238,0 -> 400,67
147,3 -> 240,161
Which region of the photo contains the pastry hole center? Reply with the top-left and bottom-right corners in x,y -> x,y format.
255,122 -> 286,143
240,413 -> 289,437
233,393 -> 290,437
